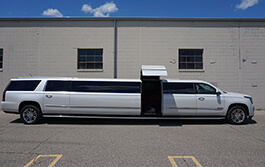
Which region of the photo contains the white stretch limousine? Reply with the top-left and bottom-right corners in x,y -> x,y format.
1,76 -> 254,125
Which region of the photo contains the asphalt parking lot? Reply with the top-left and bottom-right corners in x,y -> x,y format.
0,110 -> 264,167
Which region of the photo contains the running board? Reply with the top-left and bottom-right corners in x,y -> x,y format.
43,115 -> 225,120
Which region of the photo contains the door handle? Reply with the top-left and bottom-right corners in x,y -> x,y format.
198,97 -> 205,101
45,95 -> 53,98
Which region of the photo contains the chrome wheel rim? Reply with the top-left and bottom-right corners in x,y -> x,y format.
231,108 -> 245,124
22,108 -> 37,123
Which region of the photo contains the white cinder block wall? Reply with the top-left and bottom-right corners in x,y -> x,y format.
0,18 -> 265,109
117,20 -> 265,109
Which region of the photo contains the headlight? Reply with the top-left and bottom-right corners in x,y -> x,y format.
244,96 -> 253,104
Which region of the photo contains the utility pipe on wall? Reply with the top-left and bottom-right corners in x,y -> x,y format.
113,19 -> 117,78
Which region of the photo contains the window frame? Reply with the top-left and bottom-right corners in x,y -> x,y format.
77,48 -> 104,72
178,48 -> 204,72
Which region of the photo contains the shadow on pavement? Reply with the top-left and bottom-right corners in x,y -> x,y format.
246,119 -> 257,124
9,117 -> 252,126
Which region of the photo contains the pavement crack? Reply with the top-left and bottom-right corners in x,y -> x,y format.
226,125 -> 265,143
183,158 -> 188,167
0,151 -> 35,154
29,133 -> 57,153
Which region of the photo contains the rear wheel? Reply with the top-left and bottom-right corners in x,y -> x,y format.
20,105 -> 42,124
227,106 -> 247,125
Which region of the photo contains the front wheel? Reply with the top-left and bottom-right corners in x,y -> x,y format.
20,105 -> 42,124
226,106 -> 247,125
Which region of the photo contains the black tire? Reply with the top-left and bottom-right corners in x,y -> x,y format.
226,106 -> 247,125
20,105 -> 42,124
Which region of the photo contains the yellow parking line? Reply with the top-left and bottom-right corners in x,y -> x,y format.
24,154 -> 62,167
168,156 -> 202,167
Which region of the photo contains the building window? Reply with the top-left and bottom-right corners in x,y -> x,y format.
78,49 -> 103,70
179,49 -> 203,69
0,49 -> 3,69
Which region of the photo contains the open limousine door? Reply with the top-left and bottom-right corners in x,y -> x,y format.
140,65 -> 167,116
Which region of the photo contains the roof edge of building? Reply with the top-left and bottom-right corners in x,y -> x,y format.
0,17 -> 265,22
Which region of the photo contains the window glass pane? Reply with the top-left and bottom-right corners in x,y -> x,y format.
187,63 -> 194,69
195,63 -> 203,69
179,63 -> 186,69
194,56 -> 202,62
78,55 -> 87,61
187,55 -> 194,62
78,63 -> 86,69
179,55 -> 186,62
196,83 -> 216,94
86,49 -> 94,55
95,56 -> 102,62
163,83 -> 195,94
95,49 -> 103,55
95,63 -> 103,69
7,81 -> 41,91
187,50 -> 194,56
45,81 -> 71,91
72,81 -> 95,92
179,49 -> 187,55
72,81 -> 140,93
78,49 -> 87,56
87,56 -> 94,62
194,49 -> 203,56
87,63 -> 94,69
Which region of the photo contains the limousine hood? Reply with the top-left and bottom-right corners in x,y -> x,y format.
225,91 -> 251,98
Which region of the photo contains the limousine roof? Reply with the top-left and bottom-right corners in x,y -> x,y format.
13,77 -> 209,84
163,79 -> 208,83
13,77 -> 141,82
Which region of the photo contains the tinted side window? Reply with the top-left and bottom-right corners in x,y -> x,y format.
72,81 -> 141,93
6,80 -> 41,91
163,83 -> 195,94
195,83 -> 216,94
45,81 -> 71,91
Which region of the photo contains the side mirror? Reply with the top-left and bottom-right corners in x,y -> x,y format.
216,90 -> 221,95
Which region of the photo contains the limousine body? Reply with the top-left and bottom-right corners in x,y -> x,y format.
1,77 -> 254,125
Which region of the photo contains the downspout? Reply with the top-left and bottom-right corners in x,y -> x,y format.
114,19 -> 117,78
237,21 -> 242,93
238,22 -> 241,70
